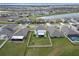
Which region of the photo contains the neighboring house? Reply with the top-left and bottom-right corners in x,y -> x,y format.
61,25 -> 70,35
0,24 -> 19,40
38,13 -> 79,23
11,28 -> 29,41
3,24 -> 19,32
18,18 -> 32,24
68,28 -> 79,35
35,25 -> 46,37
61,25 -> 79,35
0,28 -> 13,40
68,23 -> 79,34
47,25 -> 64,37
71,23 -> 79,31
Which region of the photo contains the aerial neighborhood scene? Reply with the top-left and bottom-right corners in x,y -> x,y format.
0,3 -> 79,56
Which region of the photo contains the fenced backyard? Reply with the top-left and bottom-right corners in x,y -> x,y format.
27,31 -> 52,48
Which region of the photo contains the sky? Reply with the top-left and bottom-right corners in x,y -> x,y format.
0,3 -> 79,5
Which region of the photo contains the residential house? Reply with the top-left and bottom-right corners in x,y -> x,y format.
35,25 -> 46,37
0,24 -> 19,40
11,28 -> 29,41
61,25 -> 79,35
47,25 -> 64,37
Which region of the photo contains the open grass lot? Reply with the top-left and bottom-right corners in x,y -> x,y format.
0,36 -> 79,55
28,32 -> 51,46
0,41 -> 27,56
0,32 -> 30,56
25,47 -> 53,56
49,37 -> 79,56
25,37 -> 79,56
0,21 -> 15,24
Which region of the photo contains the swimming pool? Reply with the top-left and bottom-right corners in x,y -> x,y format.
67,35 -> 79,41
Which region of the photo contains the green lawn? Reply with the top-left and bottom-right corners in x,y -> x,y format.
0,21 -> 15,24
25,47 -> 53,56
0,39 -> 27,56
25,37 -> 68,56
29,32 -> 51,45
26,37 -> 79,56
0,40 -> 4,44
0,32 -> 30,56
49,37 -> 79,56
0,36 -> 79,56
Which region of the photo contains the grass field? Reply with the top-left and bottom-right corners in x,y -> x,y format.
0,34 -> 79,55
28,32 -> 51,46
0,41 -> 27,56
0,21 -> 15,24
26,37 -> 79,56
25,47 -> 53,56
0,33 -> 30,56
49,37 -> 79,56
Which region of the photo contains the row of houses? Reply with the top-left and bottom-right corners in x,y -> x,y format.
0,23 -> 79,42
0,24 -> 18,39
11,28 -> 29,41
0,24 -> 29,41
47,25 -> 64,37
37,13 -> 79,23
34,24 -> 79,38
61,25 -> 79,35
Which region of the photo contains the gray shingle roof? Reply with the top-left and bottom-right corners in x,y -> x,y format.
74,24 -> 79,30
61,26 -> 69,34
3,24 -> 18,31
61,25 -> 79,35
13,28 -> 29,36
4,24 -> 18,29
0,24 -> 18,38
36,25 -> 46,30
0,28 -> 13,38
68,28 -> 79,35
48,26 -> 64,37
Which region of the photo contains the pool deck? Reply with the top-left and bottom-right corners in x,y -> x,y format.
65,34 -> 79,44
